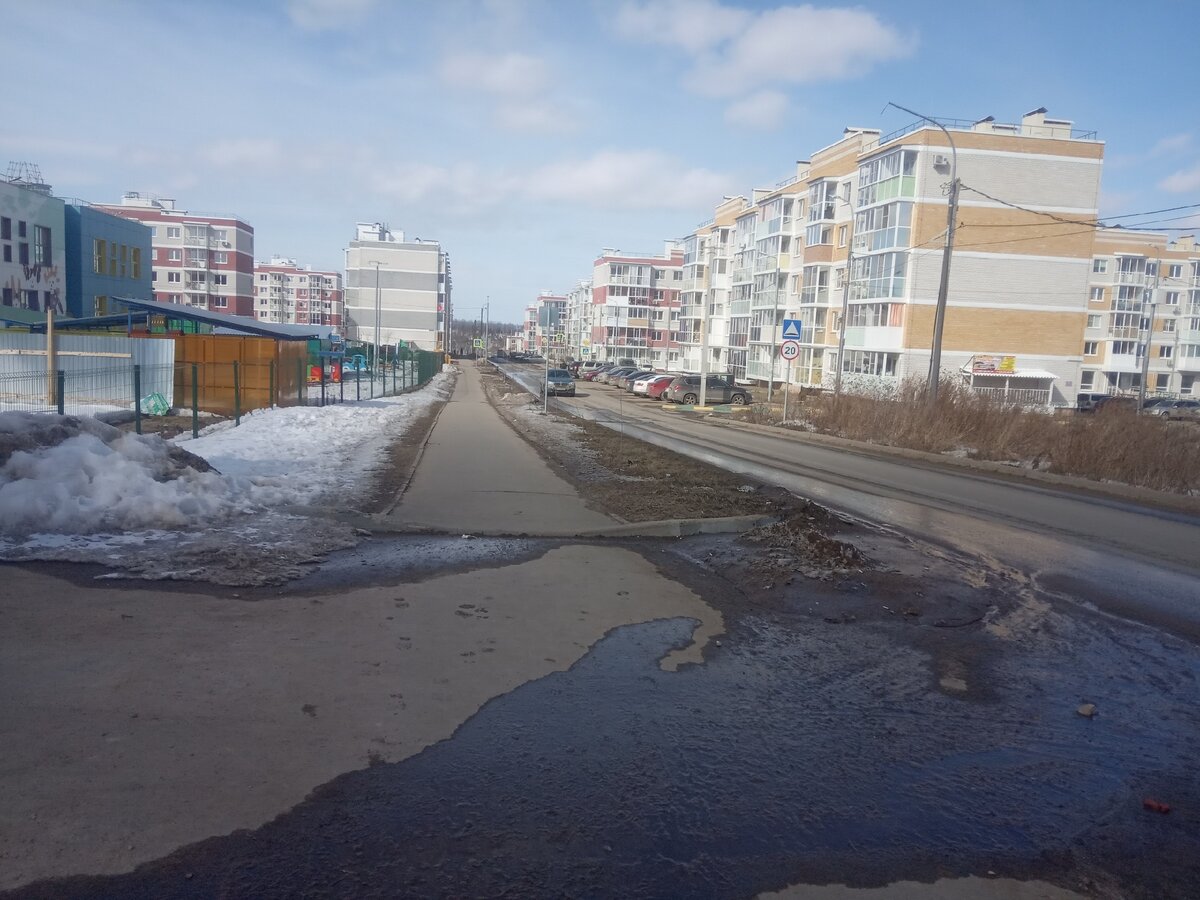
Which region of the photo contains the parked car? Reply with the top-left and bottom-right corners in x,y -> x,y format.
664,374 -> 752,405
646,376 -> 675,400
578,361 -> 605,377
1152,399 -> 1200,420
1142,397 -> 1172,412
615,369 -> 656,390
543,368 -> 576,397
616,358 -> 637,367
598,366 -> 638,385
632,374 -> 673,396
581,365 -> 614,382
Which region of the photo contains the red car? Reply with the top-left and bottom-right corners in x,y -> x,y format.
647,376 -> 674,400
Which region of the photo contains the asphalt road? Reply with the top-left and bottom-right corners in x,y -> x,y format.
499,362 -> 1200,637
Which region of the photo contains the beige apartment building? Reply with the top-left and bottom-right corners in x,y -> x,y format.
1085,230 -> 1200,397
668,109 -> 1106,405
589,245 -> 684,369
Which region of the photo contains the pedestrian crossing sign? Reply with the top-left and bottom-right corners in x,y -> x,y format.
782,318 -> 803,339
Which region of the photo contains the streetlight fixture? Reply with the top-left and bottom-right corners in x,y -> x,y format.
885,101 -> 959,405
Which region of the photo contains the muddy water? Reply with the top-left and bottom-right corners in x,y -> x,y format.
19,572 -> 1200,900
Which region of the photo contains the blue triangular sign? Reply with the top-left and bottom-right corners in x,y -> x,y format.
782,319 -> 802,338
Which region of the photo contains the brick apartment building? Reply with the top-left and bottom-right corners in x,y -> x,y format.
253,256 -> 343,328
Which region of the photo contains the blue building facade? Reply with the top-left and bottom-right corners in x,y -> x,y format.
64,205 -> 153,317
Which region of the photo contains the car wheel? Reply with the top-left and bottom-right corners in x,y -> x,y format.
683,392 -> 698,404
730,393 -> 747,405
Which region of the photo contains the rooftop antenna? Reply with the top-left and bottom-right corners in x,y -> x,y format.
5,161 -> 45,185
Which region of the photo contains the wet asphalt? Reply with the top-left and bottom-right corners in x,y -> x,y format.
9,533 -> 1200,900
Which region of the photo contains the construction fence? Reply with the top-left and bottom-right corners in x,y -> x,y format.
0,330 -> 444,437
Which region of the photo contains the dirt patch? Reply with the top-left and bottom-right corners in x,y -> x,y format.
361,399 -> 447,514
478,368 -> 784,523
115,414 -> 229,440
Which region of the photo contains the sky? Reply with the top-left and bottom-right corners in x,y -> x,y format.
0,372 -> 453,583
3,0 -> 1197,324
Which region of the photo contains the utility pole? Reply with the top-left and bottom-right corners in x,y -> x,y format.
834,245 -> 854,396
372,261 -> 382,379
887,102 -> 959,405
484,296 -> 490,360
698,238 -> 711,409
1137,261 -> 1160,413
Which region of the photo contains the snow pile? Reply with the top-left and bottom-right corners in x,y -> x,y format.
0,372 -> 454,583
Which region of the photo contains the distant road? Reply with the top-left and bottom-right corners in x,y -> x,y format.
496,361 -> 1200,636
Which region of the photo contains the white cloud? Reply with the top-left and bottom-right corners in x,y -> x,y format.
691,5 -> 913,97
1150,133 -> 1192,157
370,150 -> 731,212
495,102 -> 576,134
438,51 -> 548,97
615,0 -> 750,53
723,90 -> 788,129
287,0 -> 378,30
201,139 -> 284,169
526,150 -> 730,210
1159,162 -> 1200,194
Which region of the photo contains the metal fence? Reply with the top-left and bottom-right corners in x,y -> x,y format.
0,349 -> 445,437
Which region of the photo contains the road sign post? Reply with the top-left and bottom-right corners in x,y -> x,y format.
779,340 -> 800,420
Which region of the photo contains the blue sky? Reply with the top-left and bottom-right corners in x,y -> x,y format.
3,0 -> 1197,323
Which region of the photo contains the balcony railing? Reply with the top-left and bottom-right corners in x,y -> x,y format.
1108,326 -> 1146,340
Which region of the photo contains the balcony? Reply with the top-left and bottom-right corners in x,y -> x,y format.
752,289 -> 785,310
755,255 -> 779,273
1107,326 -> 1145,340
731,267 -> 753,284
1111,300 -> 1143,313
730,299 -> 752,317
1106,353 -> 1144,372
1114,271 -> 1148,286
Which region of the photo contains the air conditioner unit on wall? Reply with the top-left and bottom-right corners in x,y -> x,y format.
933,154 -> 950,168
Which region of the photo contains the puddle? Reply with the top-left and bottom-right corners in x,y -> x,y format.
20,610 -> 1200,899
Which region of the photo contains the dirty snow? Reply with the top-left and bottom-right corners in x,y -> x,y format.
0,371 -> 454,584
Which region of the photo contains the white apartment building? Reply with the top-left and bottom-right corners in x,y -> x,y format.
344,223 -> 450,352
96,193 -> 254,316
253,256 -> 343,328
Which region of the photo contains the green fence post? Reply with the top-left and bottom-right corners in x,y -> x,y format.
320,364 -> 327,408
56,370 -> 65,415
192,364 -> 199,439
356,366 -> 361,402
297,358 -> 304,407
339,365 -> 344,404
269,360 -> 276,409
233,361 -> 241,425
133,364 -> 142,434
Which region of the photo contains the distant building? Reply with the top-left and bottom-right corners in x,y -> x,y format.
589,244 -> 684,368
344,223 -> 450,352
253,256 -> 343,329
1085,230 -> 1200,397
63,204 -> 153,317
0,173 -> 66,314
94,192 -> 254,316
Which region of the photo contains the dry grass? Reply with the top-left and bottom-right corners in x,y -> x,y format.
788,378 -> 1200,495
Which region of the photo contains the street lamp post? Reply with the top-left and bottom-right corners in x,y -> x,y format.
372,261 -> 382,398
886,101 -> 959,405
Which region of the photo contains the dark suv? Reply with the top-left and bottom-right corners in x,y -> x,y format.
664,375 -> 752,405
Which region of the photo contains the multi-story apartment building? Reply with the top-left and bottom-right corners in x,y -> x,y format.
253,256 -> 343,328
590,245 -> 684,368
1,173 -> 66,315
564,281 -> 592,360
664,109 -> 1104,405
344,223 -> 450,352
95,193 -> 254,316
1085,230 -> 1200,397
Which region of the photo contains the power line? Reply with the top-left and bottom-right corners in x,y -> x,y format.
959,184 -> 1200,230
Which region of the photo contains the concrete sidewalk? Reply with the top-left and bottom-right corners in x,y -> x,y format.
388,365 -> 615,535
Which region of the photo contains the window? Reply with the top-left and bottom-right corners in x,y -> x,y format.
1092,258 -> 1108,274
18,221 -> 27,238
1,287 -> 10,306
1182,375 -> 1196,395
1155,374 -> 1170,392
168,249 -> 181,261
108,243 -> 117,276
212,297 -> 228,308
0,217 -> 9,240
1090,287 -> 1104,301
1169,264 -> 1182,279
152,271 -> 157,282
841,350 -> 898,376
119,244 -> 127,277
93,239 -> 106,274
1163,319 -> 1176,333
166,226 -> 181,239
94,296 -> 108,316
1112,341 -> 1143,356
24,289 -> 37,307
259,273 -> 267,281
2,245 -> 8,262
1084,341 -> 1098,355
1146,262 -> 1158,277
131,247 -> 141,279
214,273 -> 228,286
1159,345 -> 1173,359
837,225 -> 848,248
211,229 -> 228,242
19,243 -> 29,264
213,251 -> 228,264
1087,314 -> 1102,328
149,226 -> 157,238
1079,370 -> 1095,390
167,271 -> 181,283
1165,291 -> 1181,306
673,270 -> 682,281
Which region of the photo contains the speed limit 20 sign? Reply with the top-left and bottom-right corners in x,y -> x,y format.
780,341 -> 800,361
